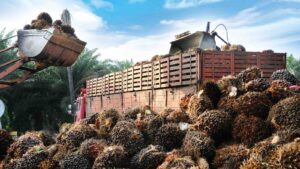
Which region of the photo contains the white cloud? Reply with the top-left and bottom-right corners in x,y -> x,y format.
90,0 -> 113,9
128,25 -> 143,30
164,0 -> 223,9
129,0 -> 145,3
158,7 -> 300,58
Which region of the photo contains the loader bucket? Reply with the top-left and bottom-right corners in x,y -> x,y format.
17,28 -> 86,67
169,31 -> 216,55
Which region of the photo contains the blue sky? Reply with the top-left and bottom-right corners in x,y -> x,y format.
0,0 -> 300,61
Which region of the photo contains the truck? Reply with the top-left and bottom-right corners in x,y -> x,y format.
85,23 -> 286,116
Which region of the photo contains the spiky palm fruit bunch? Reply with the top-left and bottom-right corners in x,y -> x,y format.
240,155 -> 266,169
187,92 -> 213,122
157,150 -> 197,169
95,109 -> 119,138
249,139 -> 278,162
134,114 -> 156,133
265,80 -> 293,103
232,114 -> 271,147
217,97 -> 239,117
237,67 -> 262,83
56,123 -> 73,143
7,134 -> 42,160
234,92 -> 272,119
200,80 -> 222,107
39,144 -> 68,169
92,145 -> 128,168
180,94 -> 193,112
0,129 -> 13,159
164,109 -> 190,123
191,109 -> 232,143
123,107 -> 143,120
59,124 -> 97,150
154,123 -> 186,151
145,115 -> 164,143
81,112 -> 99,125
271,69 -> 298,85
21,131 -> 55,146
270,140 -> 300,169
59,153 -> 90,169
79,139 -> 107,161
4,145 -> 48,169
245,78 -> 270,92
130,145 -> 166,169
212,144 -> 249,169
159,108 -> 174,119
182,130 -> 215,161
110,120 -> 145,156
217,75 -> 242,97
268,95 -> 300,130
18,145 -> 49,169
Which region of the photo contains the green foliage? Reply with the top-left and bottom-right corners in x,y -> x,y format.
286,54 -> 300,80
0,29 -> 133,132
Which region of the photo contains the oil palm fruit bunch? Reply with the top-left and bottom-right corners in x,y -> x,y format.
157,150 -> 198,169
7,134 -> 42,159
56,123 -> 72,143
271,69 -> 298,85
95,109 -> 119,138
200,80 -> 222,107
265,80 -> 293,103
59,124 -> 97,150
154,123 -> 186,151
110,120 -> 145,156
232,114 -> 271,147
59,153 -> 90,169
130,145 -> 166,169
182,130 -> 215,161
92,145 -> 128,168
217,97 -> 239,117
79,139 -> 107,162
234,91 -> 272,119
165,109 -> 190,123
191,109 -> 232,143
123,107 -> 143,120
180,93 -> 193,112
212,144 -> 249,169
144,115 -> 164,143
237,66 -> 261,83
217,75 -> 242,97
187,91 -> 213,122
4,145 -> 48,169
0,129 -> 13,159
245,78 -> 270,92
268,95 -> 300,130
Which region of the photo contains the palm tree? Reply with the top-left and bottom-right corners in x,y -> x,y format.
287,54 -> 300,80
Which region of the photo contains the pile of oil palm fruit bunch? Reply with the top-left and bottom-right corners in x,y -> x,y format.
23,12 -> 77,38
0,67 -> 299,169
